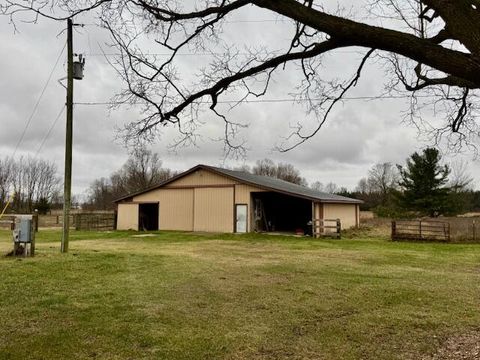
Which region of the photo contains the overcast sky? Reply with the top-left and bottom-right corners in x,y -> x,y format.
1,2 -> 479,198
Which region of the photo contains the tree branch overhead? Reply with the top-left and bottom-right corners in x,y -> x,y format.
2,0 -> 480,151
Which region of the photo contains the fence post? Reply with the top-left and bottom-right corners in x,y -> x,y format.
391,221 -> 396,240
419,221 -> 422,240
473,220 -> 476,242
336,219 -> 341,238
33,209 -> 39,232
314,219 -> 320,238
31,215 -> 36,257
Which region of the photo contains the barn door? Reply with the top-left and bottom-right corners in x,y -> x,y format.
138,203 -> 159,231
235,204 -> 248,233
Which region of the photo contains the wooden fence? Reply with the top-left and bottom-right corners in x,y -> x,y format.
74,213 -> 116,231
0,215 -> 15,230
1,213 -> 116,231
391,220 -> 450,242
0,214 -> 39,231
312,218 -> 341,238
469,220 -> 478,242
38,215 -> 74,227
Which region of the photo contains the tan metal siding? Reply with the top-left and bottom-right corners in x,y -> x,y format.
158,189 -> 194,231
312,202 -> 324,237
117,203 -> 139,230
168,169 -> 237,187
134,190 -> 160,202
134,188 -> 194,231
323,203 -> 357,229
194,187 -> 234,232
356,204 -> 360,227
234,184 -> 264,203
314,202 -> 324,220
235,184 -> 266,232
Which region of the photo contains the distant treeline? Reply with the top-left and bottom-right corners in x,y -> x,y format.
0,156 -> 61,214
337,149 -> 478,217
84,153 -> 311,210
85,147 -> 479,217
84,146 -> 177,210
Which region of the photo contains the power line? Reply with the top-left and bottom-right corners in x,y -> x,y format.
84,19 -> 289,27
85,49 -> 363,57
73,94 -> 429,106
226,19 -> 288,23
35,105 -> 66,157
86,52 -> 249,57
12,42 -> 66,158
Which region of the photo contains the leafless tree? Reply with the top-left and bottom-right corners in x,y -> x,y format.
85,146 -> 176,209
367,162 -> 400,203
324,182 -> 339,194
26,157 -> 60,212
3,1 -> 480,152
1,156 -> 61,213
355,178 -> 371,195
252,159 -> 278,178
310,181 -> 325,192
277,163 -> 308,185
85,177 -> 116,210
354,162 -> 399,208
0,157 -> 15,210
448,160 -> 474,191
231,164 -> 252,173
112,145 -> 175,194
252,158 -> 306,185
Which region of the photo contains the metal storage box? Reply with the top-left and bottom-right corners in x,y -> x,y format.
13,215 -> 33,243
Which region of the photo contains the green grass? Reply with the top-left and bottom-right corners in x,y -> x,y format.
0,229 -> 479,359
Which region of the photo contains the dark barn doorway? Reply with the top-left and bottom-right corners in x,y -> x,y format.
252,192 -> 311,234
138,203 -> 159,231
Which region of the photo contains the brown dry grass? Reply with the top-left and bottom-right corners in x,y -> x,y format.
361,216 -> 480,242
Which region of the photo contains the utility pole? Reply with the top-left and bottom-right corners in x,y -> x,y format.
61,18 -> 74,253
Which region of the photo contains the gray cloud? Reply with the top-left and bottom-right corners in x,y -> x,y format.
1,5 -> 479,198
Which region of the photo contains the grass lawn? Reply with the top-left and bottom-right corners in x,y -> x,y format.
0,229 -> 479,359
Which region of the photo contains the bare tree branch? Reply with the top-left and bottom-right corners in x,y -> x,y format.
279,48 -> 376,151
3,0 -> 480,153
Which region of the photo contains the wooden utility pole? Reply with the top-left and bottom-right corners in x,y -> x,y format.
61,18 -> 74,253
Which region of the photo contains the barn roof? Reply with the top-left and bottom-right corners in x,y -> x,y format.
114,164 -> 362,204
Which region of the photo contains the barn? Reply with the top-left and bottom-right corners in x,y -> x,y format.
114,164 -> 362,234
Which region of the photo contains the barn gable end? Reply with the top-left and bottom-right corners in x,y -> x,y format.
165,169 -> 237,187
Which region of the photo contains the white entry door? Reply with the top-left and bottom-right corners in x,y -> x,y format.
235,205 -> 248,233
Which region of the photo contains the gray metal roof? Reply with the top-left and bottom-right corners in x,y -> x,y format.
115,164 -> 362,204
205,165 -> 362,204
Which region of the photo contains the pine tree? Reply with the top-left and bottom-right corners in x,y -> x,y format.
397,148 -> 451,217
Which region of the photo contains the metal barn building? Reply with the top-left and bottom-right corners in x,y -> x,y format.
114,164 -> 362,234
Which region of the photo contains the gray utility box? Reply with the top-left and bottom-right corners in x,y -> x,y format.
13,215 -> 33,243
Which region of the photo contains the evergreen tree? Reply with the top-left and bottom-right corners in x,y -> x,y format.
34,197 -> 51,215
397,148 -> 451,217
